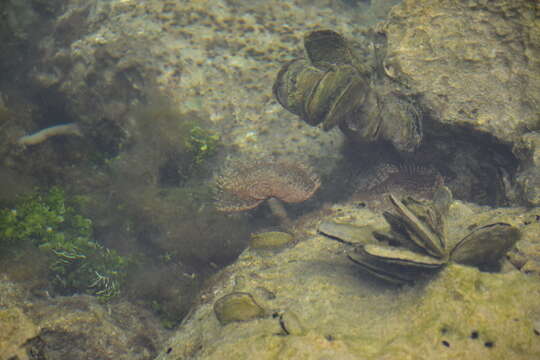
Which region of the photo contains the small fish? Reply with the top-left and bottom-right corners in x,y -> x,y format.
353,162 -> 443,210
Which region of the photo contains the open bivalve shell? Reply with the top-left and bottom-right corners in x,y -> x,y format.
319,188 -> 521,284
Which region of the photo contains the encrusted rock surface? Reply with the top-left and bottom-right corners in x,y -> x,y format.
2,0 -> 539,203
382,0 -> 540,145
20,0 -> 400,172
0,275 -> 169,360
156,200 -> 540,360
381,0 -> 540,204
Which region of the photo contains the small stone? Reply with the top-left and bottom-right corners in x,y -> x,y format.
250,231 -> 294,249
214,292 -> 265,325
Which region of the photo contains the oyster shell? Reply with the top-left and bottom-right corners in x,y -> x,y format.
319,188 -> 521,284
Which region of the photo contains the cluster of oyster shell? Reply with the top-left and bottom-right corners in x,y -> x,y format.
273,30 -> 423,153
319,187 -> 520,284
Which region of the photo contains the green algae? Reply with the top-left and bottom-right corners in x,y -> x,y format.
0,187 -> 133,299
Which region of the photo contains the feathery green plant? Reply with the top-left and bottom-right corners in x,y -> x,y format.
0,187 -> 131,299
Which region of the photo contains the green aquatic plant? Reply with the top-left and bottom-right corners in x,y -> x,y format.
109,97 -> 222,187
0,187 -> 132,299
185,125 -> 220,166
0,186 -> 69,249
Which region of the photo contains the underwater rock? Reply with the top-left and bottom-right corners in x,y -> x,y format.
250,231 -> 295,250
382,0 -> 540,146
213,292 -> 266,325
0,278 -> 167,360
0,306 -> 39,360
156,198 -> 540,360
329,0 -> 540,207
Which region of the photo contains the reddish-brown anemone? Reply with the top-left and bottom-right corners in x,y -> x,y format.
215,159 -> 320,227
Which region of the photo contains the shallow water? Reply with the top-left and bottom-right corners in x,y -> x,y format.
0,0 -> 539,359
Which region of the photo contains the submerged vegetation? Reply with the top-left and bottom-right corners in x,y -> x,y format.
0,95 -> 249,325
185,125 -> 221,168
116,97 -> 222,187
0,187 -> 132,300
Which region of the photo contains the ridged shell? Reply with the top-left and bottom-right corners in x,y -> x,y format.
389,194 -> 445,258
273,59 -> 322,120
304,65 -> 368,130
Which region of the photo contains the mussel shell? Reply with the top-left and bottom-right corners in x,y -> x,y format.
450,223 -> 520,267
432,186 -> 453,218
378,94 -> 423,153
304,29 -> 355,69
401,197 -> 445,239
381,211 -> 419,249
273,59 -> 324,121
338,87 -> 382,143
348,246 -> 438,285
361,244 -> 445,269
304,64 -> 368,130
388,194 -> 446,258
317,221 -> 374,246
348,254 -> 417,285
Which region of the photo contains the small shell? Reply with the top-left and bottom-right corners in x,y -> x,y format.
279,310 -> 305,335
250,231 -> 294,249
213,292 -> 266,325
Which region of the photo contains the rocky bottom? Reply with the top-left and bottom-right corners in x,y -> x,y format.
156,199 -> 540,360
